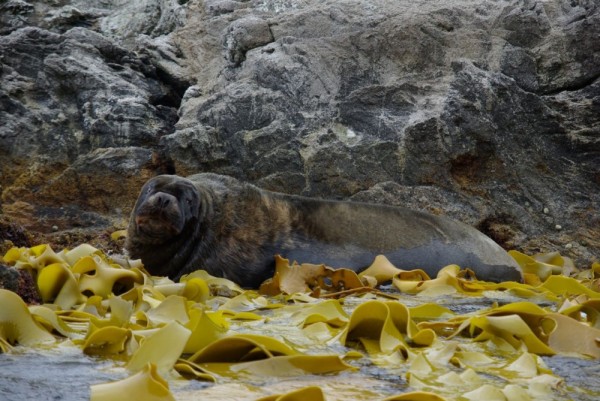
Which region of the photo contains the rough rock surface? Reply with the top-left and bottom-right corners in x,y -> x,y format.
0,264 -> 40,304
0,0 -> 598,267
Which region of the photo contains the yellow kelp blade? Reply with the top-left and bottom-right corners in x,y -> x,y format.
392,265 -> 487,296
390,269 -> 431,293
90,363 -> 175,401
409,304 -> 455,321
127,321 -> 191,372
110,230 -> 128,242
462,384 -> 506,401
424,341 -> 460,366
180,269 -> 244,296
483,302 -> 551,340
359,254 -> 405,284
502,352 -> 549,378
509,250 -> 560,281
485,301 -> 548,318
545,313 -> 600,358
501,384 -> 532,401
0,289 -> 55,351
407,352 -> 436,377
383,391 -> 448,401
37,262 -> 85,309
259,255 -> 365,295
173,359 -> 216,382
340,300 -> 435,354
220,292 -> 274,312
559,298 -> 600,328
255,386 -> 326,401
62,243 -> 100,266
386,301 -> 436,346
340,299 -> 406,354
81,325 -> 131,356
141,295 -> 190,326
292,299 -> 349,328
31,244 -> 65,267
5,245 -> 62,277
468,315 -> 555,355
181,277 -> 211,302
29,305 -> 84,339
188,334 -> 298,364
302,321 -> 339,343
540,275 -> 600,299
2,246 -> 25,263
450,351 -> 496,368
230,354 -> 356,376
73,255 -> 144,298
105,296 -> 134,328
183,307 -> 229,354
435,368 -> 482,387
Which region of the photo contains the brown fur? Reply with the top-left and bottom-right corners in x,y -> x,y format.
126,173 -> 523,287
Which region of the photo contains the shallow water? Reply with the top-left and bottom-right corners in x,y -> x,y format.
0,344 -> 124,401
1,343 -> 599,401
542,356 -> 600,401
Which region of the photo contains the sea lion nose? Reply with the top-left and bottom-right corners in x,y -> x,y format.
152,192 -> 173,208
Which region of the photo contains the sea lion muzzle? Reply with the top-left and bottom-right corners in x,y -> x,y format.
134,191 -> 185,240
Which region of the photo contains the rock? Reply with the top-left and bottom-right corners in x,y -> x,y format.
0,0 -> 598,267
0,264 -> 40,304
224,16 -> 274,65
204,0 -> 247,16
0,25 -> 180,232
0,0 -> 35,35
98,0 -> 187,45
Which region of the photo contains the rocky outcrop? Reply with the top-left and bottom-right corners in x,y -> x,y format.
0,0 -> 598,266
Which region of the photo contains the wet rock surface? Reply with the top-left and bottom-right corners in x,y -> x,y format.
0,0 -> 598,267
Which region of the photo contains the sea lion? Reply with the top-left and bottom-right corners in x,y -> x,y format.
126,173 -> 523,287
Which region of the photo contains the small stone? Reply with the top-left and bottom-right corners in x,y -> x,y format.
52,225 -> 59,232
543,207 -> 550,214
555,224 -> 562,230
565,243 -> 572,249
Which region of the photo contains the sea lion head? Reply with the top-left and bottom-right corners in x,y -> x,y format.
129,175 -> 201,244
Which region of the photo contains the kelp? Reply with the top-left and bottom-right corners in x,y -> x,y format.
383,391 -> 448,401
340,300 -> 436,355
90,363 -> 176,401
2,243 -> 600,400
259,255 -> 369,296
291,299 -> 349,328
256,386 -> 326,401
182,333 -> 354,377
0,289 -> 55,352
126,321 -> 191,372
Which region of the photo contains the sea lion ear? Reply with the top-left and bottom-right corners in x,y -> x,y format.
184,189 -> 201,220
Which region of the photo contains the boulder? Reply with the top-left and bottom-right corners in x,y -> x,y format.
0,0 -> 598,266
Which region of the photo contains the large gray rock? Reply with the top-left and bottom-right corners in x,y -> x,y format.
0,0 -> 598,266
0,25 -> 179,231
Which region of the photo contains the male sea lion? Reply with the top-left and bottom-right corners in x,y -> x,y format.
126,173 -> 522,287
